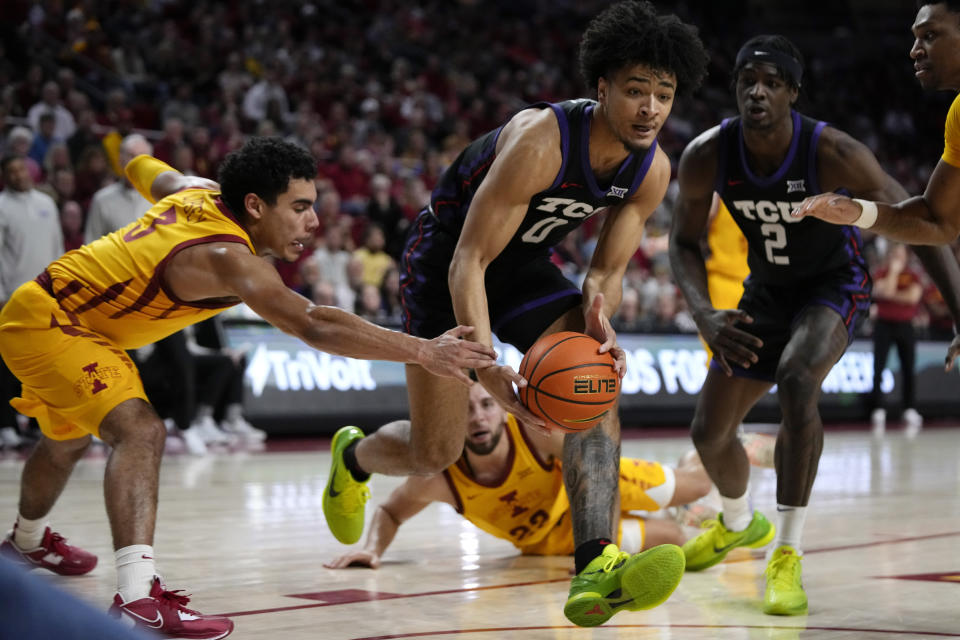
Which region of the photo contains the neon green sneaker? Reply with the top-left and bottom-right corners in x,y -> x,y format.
564,543 -> 685,627
763,546 -> 808,615
322,426 -> 370,544
682,511 -> 775,571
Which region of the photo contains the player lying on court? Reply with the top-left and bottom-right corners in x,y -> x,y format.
0,138 -> 495,640
325,382 -> 776,569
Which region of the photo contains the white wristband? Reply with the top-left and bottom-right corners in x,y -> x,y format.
852,198 -> 878,229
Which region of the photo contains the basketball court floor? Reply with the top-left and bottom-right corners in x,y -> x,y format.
1,422 -> 958,639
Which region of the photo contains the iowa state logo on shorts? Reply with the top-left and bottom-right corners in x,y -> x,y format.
73,361 -> 122,398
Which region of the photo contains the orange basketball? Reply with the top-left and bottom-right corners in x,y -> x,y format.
518,331 -> 618,433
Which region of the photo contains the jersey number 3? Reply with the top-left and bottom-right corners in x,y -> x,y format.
760,223 -> 789,265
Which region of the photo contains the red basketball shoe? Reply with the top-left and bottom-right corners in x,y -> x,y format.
109,577 -> 234,639
0,525 -> 98,575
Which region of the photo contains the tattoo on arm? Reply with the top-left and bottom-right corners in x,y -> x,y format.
562,427 -> 620,546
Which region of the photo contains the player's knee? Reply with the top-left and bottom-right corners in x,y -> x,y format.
689,415 -> 730,456
774,365 -> 817,404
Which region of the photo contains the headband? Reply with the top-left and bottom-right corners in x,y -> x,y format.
734,46 -> 803,88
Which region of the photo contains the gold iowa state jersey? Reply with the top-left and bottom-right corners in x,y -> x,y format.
39,188 -> 253,349
705,199 -> 749,282
442,414 -> 570,550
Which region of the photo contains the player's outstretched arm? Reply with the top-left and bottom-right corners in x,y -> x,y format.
670,130 -> 761,375
208,246 -> 496,382
813,128 -> 960,370
124,154 -> 219,204
792,159 -> 960,245
323,472 -> 451,569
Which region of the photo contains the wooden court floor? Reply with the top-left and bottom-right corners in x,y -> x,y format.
1,423 -> 958,639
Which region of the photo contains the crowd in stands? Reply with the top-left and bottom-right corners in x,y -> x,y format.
1,0 -> 958,350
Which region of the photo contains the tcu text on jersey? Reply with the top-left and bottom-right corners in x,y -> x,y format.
521,196 -> 599,244
729,199 -> 804,266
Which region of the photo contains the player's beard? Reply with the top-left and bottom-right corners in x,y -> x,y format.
464,421 -> 505,456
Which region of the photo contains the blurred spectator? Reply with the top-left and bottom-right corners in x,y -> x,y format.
84,134 -> 154,244
42,142 -> 73,180
304,224 -> 354,309
356,283 -> 386,323
162,84 -> 202,129
219,52 -> 253,97
242,63 -> 289,130
0,155 -> 64,448
319,144 -> 371,214
73,146 -> 112,207
870,244 -> 924,435
0,156 -> 64,303
28,113 -> 59,167
39,167 -> 76,209
612,286 -> 645,333
5,127 -> 41,184
27,81 -> 75,141
380,266 -> 403,326
153,117 -> 185,165
60,200 -> 85,252
366,173 -> 406,260
353,223 -> 393,288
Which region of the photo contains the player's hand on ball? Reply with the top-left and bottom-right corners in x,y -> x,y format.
583,294 -> 626,377
696,309 -> 763,376
418,326 -> 497,384
476,365 -> 547,432
323,550 -> 380,569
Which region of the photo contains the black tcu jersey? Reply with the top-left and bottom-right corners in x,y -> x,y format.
715,110 -> 867,285
400,99 -> 657,350
430,99 -> 656,263
711,110 -> 871,380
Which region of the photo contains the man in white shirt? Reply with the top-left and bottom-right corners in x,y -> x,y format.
83,134 -> 155,244
0,155 -> 64,449
0,156 -> 64,306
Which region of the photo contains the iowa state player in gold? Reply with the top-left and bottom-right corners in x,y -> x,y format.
0,138 -> 495,639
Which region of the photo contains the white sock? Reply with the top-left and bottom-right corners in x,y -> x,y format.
196,404 -> 214,419
774,505 -> 807,553
13,513 -> 47,549
720,486 -> 752,531
116,545 -> 157,602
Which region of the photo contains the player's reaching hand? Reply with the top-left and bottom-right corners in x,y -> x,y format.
791,193 -> 863,226
416,326 -> 497,385
695,309 -> 763,376
945,334 -> 960,372
583,293 -> 626,378
476,365 -> 547,431
323,550 -> 381,570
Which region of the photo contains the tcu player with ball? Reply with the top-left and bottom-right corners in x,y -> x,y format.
323,1 -> 709,627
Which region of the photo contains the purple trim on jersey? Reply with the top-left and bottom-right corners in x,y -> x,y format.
580,104 -> 649,200
627,139 -> 658,196
546,103 -> 571,191
807,120 -> 828,194
714,118 -> 734,194
740,110 -> 802,188
491,288 -> 581,333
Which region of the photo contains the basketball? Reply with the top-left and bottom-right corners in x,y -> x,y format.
518,331 -> 619,433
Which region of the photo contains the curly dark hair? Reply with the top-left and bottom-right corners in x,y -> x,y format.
578,0 -> 709,96
217,137 -> 316,220
732,34 -> 805,90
